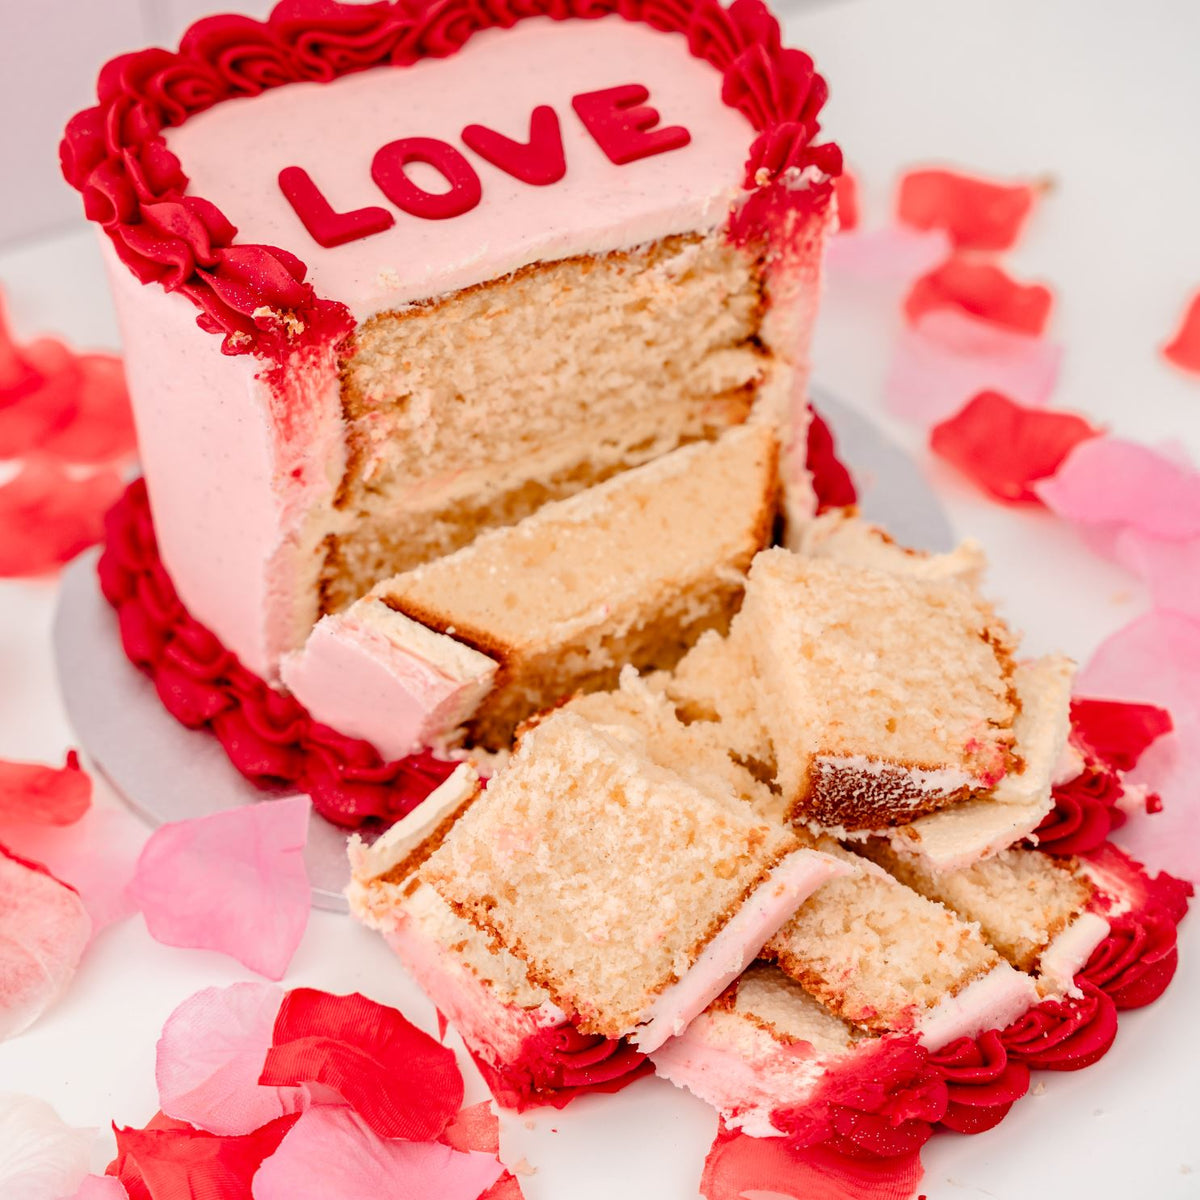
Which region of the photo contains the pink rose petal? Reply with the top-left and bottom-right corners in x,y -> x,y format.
156,982 -> 311,1135
1111,529 -> 1200,620
130,796 -> 311,980
1035,437 -> 1200,541
1077,613 -> 1200,882
250,1107 -> 504,1200
0,803 -> 146,932
0,1092 -> 95,1200
824,227 -> 951,282
0,847 -> 91,1039
62,1175 -> 129,1200
886,308 -> 1062,426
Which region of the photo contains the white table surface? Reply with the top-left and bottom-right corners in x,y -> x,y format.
1,0 -> 1198,1196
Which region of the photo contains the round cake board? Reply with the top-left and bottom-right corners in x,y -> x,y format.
52,391 -> 954,913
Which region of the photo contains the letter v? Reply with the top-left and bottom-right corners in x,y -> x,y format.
461,105 -> 567,186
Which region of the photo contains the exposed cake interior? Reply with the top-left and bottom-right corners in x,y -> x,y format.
324,232 -> 769,610
764,840 -> 1005,1035
421,708 -> 829,1043
359,425 -> 777,747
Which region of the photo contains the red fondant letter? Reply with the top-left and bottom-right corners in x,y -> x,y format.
571,84 -> 691,166
461,105 -> 567,187
278,166 -> 394,248
371,138 -> 482,221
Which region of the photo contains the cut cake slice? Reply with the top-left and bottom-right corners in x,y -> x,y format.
287,424 -> 777,753
764,840 -> 1039,1046
421,708 -> 847,1051
860,841 -> 1109,991
732,547 -> 1020,829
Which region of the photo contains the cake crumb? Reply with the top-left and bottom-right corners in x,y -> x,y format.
510,1157 -> 537,1176
1032,1081 -> 1046,1095
523,1119 -> 537,1130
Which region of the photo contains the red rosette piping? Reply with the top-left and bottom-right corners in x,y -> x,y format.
999,979 -> 1118,1071
468,1023 -> 651,1112
1080,913 -> 1182,1010
806,403 -> 857,512
926,1029 -> 1030,1134
96,478 -> 457,828
1033,764 -> 1125,856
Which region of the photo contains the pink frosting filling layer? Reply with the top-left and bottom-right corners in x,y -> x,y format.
631,849 -> 849,1052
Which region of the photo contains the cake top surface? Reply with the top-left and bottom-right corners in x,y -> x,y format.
63,0 -> 841,358
166,17 -> 754,318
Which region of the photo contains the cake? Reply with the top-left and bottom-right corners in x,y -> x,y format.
281,423 -> 778,753
65,0 -> 841,689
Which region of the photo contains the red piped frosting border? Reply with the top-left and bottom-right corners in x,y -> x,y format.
60,0 -> 841,359
99,478 -> 457,828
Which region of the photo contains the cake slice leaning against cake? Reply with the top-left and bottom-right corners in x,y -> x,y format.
67,0 -> 842,681
282,424 -> 778,756
419,708 -> 849,1051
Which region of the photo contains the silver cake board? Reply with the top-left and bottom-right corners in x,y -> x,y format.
53,390 -> 954,913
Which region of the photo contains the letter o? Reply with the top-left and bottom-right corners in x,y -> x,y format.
371,137 -> 482,220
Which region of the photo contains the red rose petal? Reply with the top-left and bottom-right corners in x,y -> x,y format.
0,751 -> 92,825
905,257 -> 1054,335
1162,290 -> 1200,374
930,390 -> 1101,504
886,310 -> 1062,427
0,845 -> 91,1039
897,167 -> 1038,251
700,1124 -> 925,1200
1070,698 -> 1173,773
833,170 -> 860,232
110,1112 -> 298,1200
260,988 -> 464,1141
129,795 -> 311,979
39,353 -> 138,464
0,459 -> 125,577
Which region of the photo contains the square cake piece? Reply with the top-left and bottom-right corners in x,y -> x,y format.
422,708 -> 846,1050
732,548 -> 1020,829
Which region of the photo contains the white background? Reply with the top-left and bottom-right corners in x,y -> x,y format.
1,1 -> 1199,1197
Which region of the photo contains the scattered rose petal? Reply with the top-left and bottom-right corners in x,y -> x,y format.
0,291 -> 135,463
0,803 -> 145,933
0,1092 -> 95,1200
439,1101 -> 525,1199
824,227 -> 951,282
111,1113 -> 298,1200
39,355 -> 137,465
0,847 -> 91,1039
905,258 -> 1054,335
250,1107 -> 504,1200
833,170 -> 860,232
896,167 -> 1038,250
1035,437 -> 1200,541
929,390 -> 1101,503
1077,613 -> 1200,880
0,459 -> 125,577
260,988 -> 463,1141
1162,290 -> 1200,374
887,309 -> 1063,426
701,1124 -> 924,1200
130,796 -> 311,980
1111,528 -> 1200,621
64,1175 -> 129,1200
156,982 -> 308,1136
0,751 -> 91,825
1070,698 -> 1173,773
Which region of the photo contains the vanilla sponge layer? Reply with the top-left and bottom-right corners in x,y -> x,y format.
323,231 -> 767,611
